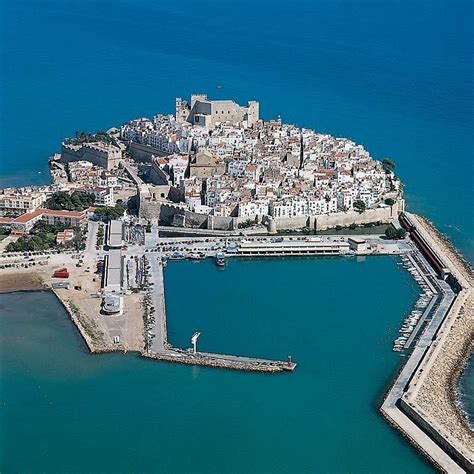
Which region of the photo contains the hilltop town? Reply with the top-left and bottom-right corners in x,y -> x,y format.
1,94 -> 402,238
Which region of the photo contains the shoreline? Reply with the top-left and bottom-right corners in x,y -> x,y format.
457,357 -> 474,431
0,271 -> 48,293
454,339 -> 474,430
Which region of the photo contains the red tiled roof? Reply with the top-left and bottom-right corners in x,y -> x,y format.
12,209 -> 43,223
41,208 -> 86,218
12,208 -> 87,224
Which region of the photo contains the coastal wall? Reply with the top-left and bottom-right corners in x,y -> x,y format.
270,200 -> 402,231
147,199 -> 403,232
314,203 -> 401,230
60,143 -> 122,170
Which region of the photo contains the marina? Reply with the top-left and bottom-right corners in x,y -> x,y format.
142,254 -> 296,372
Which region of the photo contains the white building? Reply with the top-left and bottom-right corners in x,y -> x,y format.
0,192 -> 46,216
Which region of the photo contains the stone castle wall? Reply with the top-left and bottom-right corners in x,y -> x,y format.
271,200 -> 403,231
61,144 -> 122,170
128,142 -> 167,163
141,198 -> 404,232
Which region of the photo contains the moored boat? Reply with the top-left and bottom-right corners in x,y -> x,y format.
215,252 -> 226,267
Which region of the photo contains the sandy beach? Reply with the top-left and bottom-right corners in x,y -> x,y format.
0,271 -> 47,293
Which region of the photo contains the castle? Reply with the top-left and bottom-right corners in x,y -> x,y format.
176,94 -> 259,128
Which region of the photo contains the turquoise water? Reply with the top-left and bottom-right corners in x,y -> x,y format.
1,258 -> 434,473
0,0 -> 472,468
0,0 -> 473,261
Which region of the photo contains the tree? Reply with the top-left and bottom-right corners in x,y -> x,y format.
94,203 -> 125,221
385,226 -> 398,239
384,198 -> 395,206
382,158 -> 396,172
396,228 -> 407,239
45,191 -> 95,211
353,200 -> 366,212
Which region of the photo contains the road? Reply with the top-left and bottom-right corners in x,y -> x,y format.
148,254 -> 167,353
84,221 -> 99,258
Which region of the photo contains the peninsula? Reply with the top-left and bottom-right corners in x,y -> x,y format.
0,94 -> 472,472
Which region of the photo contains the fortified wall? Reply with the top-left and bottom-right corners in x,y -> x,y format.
140,197 -> 404,232
60,143 -> 122,170
267,200 -> 404,231
127,142 -> 167,163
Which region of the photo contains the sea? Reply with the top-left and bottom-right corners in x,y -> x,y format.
0,0 -> 472,471
1,257 -> 435,473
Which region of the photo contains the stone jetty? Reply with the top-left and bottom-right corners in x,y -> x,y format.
382,212 -> 474,473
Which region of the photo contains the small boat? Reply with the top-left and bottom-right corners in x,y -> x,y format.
189,252 -> 206,260
215,252 -> 226,267
169,252 -> 186,260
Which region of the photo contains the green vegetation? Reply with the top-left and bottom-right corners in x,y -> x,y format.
45,191 -> 95,211
6,221 -> 86,253
353,200 -> 366,212
94,202 -> 125,221
64,130 -> 114,145
349,223 -> 357,230
382,158 -> 396,172
97,224 -> 105,247
238,219 -> 255,229
385,226 -> 407,240
33,221 -> 68,234
6,232 -> 56,252
384,198 -> 396,206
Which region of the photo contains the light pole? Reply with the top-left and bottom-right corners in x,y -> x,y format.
191,331 -> 201,354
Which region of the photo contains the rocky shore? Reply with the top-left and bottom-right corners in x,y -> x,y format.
406,213 -> 474,466
415,294 -> 474,453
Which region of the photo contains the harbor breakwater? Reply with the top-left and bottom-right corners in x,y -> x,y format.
381,212 -> 474,473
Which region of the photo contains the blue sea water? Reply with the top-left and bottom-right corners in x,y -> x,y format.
0,0 -> 472,470
0,0 -> 473,260
0,258 -> 434,473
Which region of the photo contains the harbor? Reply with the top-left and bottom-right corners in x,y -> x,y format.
142,253 -> 296,372
0,213 -> 472,471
